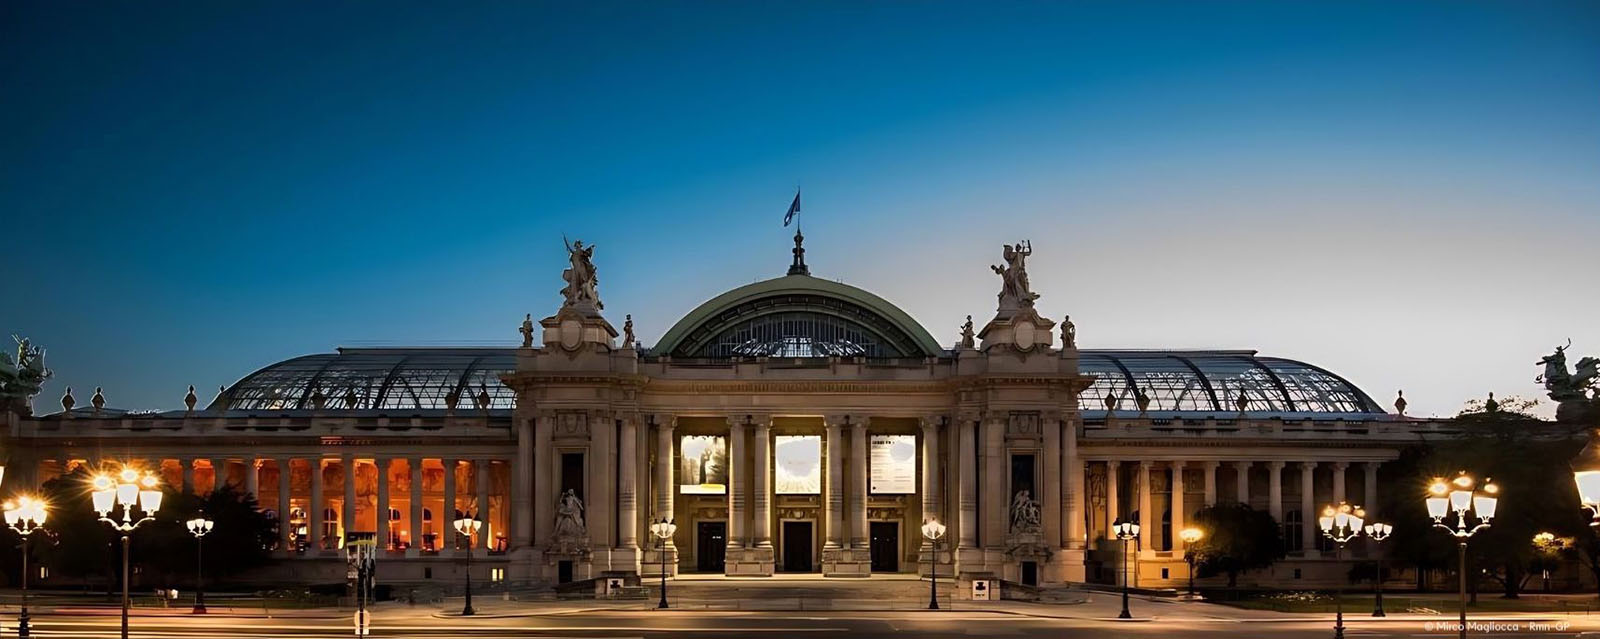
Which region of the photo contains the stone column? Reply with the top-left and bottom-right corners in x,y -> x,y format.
850,418 -> 870,549
1042,412 -> 1062,550
1268,461 -> 1285,522
514,418 -> 534,548
1203,461 -> 1219,506
1137,461 -> 1153,553
1170,461 -> 1185,552
534,414 -> 553,548
982,414 -> 1005,548
245,459 -> 260,499
619,417 -> 640,555
1364,462 -> 1380,518
443,458 -> 459,556
407,458 -> 423,557
588,416 -> 613,554
727,417 -> 746,550
215,458 -> 230,493
309,458 -> 324,552
919,416 -> 941,551
1299,462 -> 1317,554
824,415 -> 845,549
957,416 -> 977,549
475,459 -> 491,552
752,416 -> 772,549
341,454 -> 355,543
1235,461 -> 1251,505
375,458 -> 390,551
1105,460 -> 1120,539
276,457 -> 293,557
182,457 -> 196,495
655,416 -> 677,550
1332,462 -> 1348,504
1064,416 -> 1085,550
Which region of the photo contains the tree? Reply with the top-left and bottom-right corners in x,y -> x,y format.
1190,502 -> 1285,588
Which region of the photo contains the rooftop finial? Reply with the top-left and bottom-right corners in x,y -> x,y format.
787,228 -> 810,276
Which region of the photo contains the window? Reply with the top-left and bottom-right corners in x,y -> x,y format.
490,568 -> 505,583
1284,510 -> 1303,552
322,507 -> 340,546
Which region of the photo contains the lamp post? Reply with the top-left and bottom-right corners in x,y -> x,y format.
920,518 -> 947,610
1113,520 -> 1141,620
1426,472 -> 1497,639
1178,526 -> 1203,600
185,515 -> 214,614
1363,521 -> 1392,617
453,511 -> 481,616
4,495 -> 48,638
650,518 -> 676,609
91,466 -> 165,639
1570,433 -> 1600,600
1317,502 -> 1365,639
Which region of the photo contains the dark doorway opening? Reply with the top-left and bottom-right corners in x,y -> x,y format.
560,453 -> 585,502
1011,454 -> 1036,503
1021,561 -> 1038,587
697,521 -> 726,573
781,521 -> 813,572
557,560 -> 573,584
869,521 -> 899,572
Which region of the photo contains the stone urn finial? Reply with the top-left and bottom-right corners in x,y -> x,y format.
1103,390 -> 1118,413
476,385 -> 491,411
91,386 -> 105,416
344,387 -> 359,410
1394,390 -> 1407,415
61,386 -> 75,415
310,388 -> 326,411
444,388 -> 460,414
184,385 -> 198,413
1135,389 -> 1151,416
1235,389 -> 1250,414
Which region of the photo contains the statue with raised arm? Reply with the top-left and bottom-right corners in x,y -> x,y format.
990,241 -> 1039,313
1009,489 -> 1041,533
0,336 -> 53,416
560,238 -> 603,312
1538,340 -> 1600,424
554,489 -> 588,542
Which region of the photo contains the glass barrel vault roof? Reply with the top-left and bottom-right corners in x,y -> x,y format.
215,347 -> 1383,415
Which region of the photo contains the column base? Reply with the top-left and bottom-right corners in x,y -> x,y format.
1049,548 -> 1087,583
821,547 -> 871,577
641,546 -> 679,577
725,546 -> 774,576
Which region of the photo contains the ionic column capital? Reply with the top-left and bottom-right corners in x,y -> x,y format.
1267,461 -> 1286,471
1202,461 -> 1221,470
823,414 -> 869,428
1170,460 -> 1185,470
651,414 -> 678,430
1299,461 -> 1318,471
1331,461 -> 1349,471
918,414 -> 945,431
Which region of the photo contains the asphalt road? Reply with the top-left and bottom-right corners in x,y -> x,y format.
14,608 -> 1600,639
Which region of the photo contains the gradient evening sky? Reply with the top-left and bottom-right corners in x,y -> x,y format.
3,2 -> 1597,417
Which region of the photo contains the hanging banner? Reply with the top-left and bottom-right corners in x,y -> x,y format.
870,434 -> 916,494
679,435 -> 727,494
775,435 -> 822,494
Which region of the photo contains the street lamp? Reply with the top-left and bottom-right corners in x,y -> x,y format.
1571,433 -> 1600,528
921,518 -> 947,610
1318,502 -> 1365,639
1178,526 -> 1203,600
185,515 -> 214,614
91,465 -> 164,639
1113,520 -> 1140,620
1363,520 -> 1392,617
1426,472 -> 1497,639
453,511 -> 481,616
650,517 -> 676,609
4,495 -> 48,638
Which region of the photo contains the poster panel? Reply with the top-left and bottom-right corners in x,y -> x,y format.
775,435 -> 822,494
870,434 -> 916,494
679,435 -> 727,494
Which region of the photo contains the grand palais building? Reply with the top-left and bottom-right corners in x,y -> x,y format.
2,234 -> 1450,595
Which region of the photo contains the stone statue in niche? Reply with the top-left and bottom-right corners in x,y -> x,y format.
554,489 -> 587,541
1009,489 -> 1042,534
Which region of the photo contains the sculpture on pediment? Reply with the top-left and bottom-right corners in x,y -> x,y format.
1538,340 -> 1600,424
0,336 -> 53,416
561,237 -> 603,312
989,241 -> 1039,313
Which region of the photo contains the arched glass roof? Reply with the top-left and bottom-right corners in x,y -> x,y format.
216,348 -> 516,412
1079,350 -> 1383,415
218,346 -> 1383,416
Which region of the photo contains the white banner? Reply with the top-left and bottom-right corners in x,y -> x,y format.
870,434 -> 916,494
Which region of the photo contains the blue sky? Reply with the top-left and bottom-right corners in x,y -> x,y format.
3,1 -> 1597,416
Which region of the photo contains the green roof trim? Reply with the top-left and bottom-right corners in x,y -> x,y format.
654,274 -> 943,357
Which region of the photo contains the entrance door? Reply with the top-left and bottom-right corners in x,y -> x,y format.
869,521 -> 899,572
782,521 -> 813,572
697,522 -> 726,572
